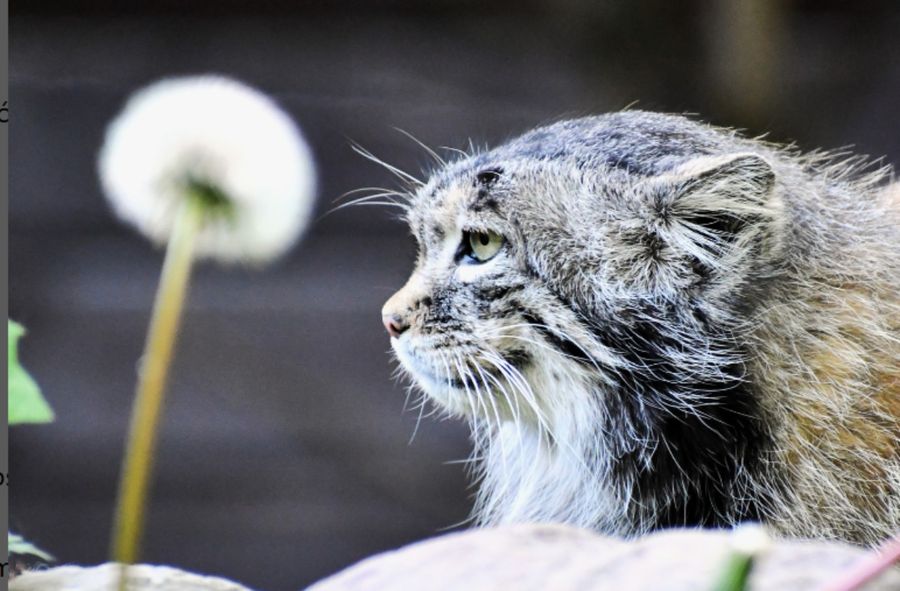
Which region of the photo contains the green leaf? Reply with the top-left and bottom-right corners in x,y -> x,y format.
8,532 -> 54,561
9,320 -> 54,425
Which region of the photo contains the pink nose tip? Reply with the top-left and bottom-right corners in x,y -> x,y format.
382,314 -> 408,338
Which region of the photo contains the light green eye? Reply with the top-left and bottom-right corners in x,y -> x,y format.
463,230 -> 505,264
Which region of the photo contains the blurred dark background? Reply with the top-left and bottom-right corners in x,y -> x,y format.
8,1 -> 900,589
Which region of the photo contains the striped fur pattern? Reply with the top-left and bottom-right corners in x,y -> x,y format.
379,111 -> 900,545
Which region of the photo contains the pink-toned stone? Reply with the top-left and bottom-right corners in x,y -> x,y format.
309,524 -> 900,591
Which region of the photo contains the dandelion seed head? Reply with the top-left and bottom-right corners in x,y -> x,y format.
730,523 -> 772,556
99,75 -> 316,263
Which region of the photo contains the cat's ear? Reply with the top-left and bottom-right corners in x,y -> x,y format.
657,153 -> 778,238
641,153 -> 784,277
646,153 -> 783,252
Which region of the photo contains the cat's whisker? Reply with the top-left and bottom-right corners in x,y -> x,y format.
351,143 -> 424,187
513,372 -> 612,511
400,381 -> 415,413
471,361 -> 502,430
479,331 -> 591,372
332,200 -> 408,212
328,194 -> 409,213
481,351 -> 538,424
484,322 -> 611,380
400,356 -> 429,441
483,352 -> 595,478
337,192 -> 407,206
334,186 -> 408,202
440,146 -> 470,160
390,358 -> 419,414
477,361 -> 531,468
449,353 -> 480,423
393,127 -> 447,167
460,354 -> 504,441
477,363 -> 523,436
479,350 -> 552,442
452,352 -> 512,491
407,387 -> 428,446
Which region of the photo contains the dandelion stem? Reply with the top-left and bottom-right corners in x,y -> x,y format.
710,551 -> 754,591
111,192 -> 205,572
710,525 -> 769,591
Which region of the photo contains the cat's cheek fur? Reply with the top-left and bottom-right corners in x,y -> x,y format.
454,256 -> 506,283
472,357 -> 630,530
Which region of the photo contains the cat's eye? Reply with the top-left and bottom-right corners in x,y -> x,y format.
461,230 -> 505,264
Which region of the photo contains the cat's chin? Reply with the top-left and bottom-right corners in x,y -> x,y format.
416,380 -> 474,417
392,341 -> 474,416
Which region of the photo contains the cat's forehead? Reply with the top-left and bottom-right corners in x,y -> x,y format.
406,171 -> 491,242
406,111 -> 729,236
407,154 -> 528,231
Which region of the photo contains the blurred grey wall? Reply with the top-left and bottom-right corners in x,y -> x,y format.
9,2 -> 900,589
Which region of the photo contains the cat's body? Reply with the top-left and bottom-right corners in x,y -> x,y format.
380,111 -> 900,545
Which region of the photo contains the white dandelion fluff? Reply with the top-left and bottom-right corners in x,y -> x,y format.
99,75 -> 316,263
730,523 -> 772,556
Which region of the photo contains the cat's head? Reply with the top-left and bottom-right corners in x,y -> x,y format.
382,112 -> 784,424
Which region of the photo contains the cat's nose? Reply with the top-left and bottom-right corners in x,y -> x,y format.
383,274 -> 426,339
382,313 -> 409,338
